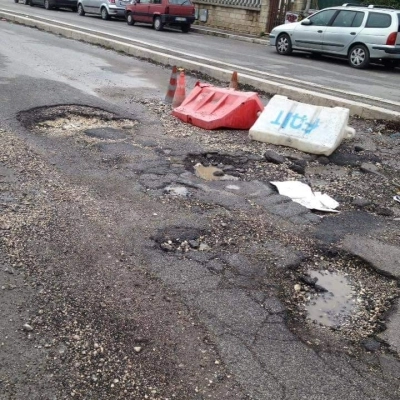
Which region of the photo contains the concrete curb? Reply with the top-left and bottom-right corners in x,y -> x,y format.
190,26 -> 269,45
2,10 -> 400,121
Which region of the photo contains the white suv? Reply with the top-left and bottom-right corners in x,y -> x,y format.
269,4 -> 400,68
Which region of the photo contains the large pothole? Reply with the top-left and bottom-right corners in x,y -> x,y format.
288,255 -> 399,342
17,105 -> 137,138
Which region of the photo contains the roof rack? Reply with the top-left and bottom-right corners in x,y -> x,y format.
342,3 -> 396,8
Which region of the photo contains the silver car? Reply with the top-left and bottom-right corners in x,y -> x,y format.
77,0 -> 129,19
269,4 -> 400,68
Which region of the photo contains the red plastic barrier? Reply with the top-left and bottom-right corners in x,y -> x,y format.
172,83 -> 264,130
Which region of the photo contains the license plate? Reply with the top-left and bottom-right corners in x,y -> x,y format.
175,17 -> 186,21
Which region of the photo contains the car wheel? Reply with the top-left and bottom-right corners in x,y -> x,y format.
126,12 -> 135,25
23,0 -> 30,4
348,44 -> 370,69
77,3 -> 85,15
181,24 -> 190,33
14,0 -> 19,3
276,33 -> 293,55
44,0 -> 51,9
101,7 -> 110,20
29,0 -> 34,6
153,16 -> 163,31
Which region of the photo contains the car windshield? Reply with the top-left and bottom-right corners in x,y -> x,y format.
168,0 -> 192,4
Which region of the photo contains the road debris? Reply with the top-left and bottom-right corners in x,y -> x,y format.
271,181 -> 339,212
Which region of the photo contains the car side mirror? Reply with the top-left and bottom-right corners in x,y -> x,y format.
301,19 -> 311,25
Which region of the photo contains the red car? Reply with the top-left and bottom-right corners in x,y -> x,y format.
125,0 -> 195,33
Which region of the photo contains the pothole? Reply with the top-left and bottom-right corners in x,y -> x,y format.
290,257 -> 399,339
304,270 -> 356,327
184,151 -> 265,180
17,105 -> 137,139
163,185 -> 190,197
152,226 -> 210,253
194,163 -> 239,181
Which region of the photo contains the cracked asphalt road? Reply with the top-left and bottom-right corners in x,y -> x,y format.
1,21 -> 400,400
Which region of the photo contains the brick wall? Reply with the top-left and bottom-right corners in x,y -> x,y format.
194,1 -> 269,35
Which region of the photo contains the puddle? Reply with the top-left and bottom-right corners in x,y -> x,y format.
194,163 -> 239,181
305,270 -> 357,327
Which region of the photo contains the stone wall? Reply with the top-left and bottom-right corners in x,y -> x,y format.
194,0 -> 269,35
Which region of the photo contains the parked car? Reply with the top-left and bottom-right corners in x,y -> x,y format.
269,4 -> 400,68
125,0 -> 195,33
28,0 -> 77,10
77,0 -> 128,20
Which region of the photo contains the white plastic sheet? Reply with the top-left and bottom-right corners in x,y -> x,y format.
270,181 -> 339,213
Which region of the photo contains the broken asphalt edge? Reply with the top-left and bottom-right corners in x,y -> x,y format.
2,10 -> 400,122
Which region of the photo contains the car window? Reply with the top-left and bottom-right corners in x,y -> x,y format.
366,12 -> 391,28
352,12 -> 364,27
398,13 -> 400,31
308,9 -> 337,26
168,0 -> 192,4
331,10 -> 364,27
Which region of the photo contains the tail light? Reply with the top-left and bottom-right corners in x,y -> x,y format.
386,32 -> 397,45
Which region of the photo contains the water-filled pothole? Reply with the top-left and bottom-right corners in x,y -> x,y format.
291,257 -> 399,339
194,163 -> 239,181
184,151 -> 264,181
305,270 -> 356,327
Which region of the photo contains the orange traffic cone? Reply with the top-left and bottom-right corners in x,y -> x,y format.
165,65 -> 178,104
229,71 -> 239,90
172,71 -> 186,108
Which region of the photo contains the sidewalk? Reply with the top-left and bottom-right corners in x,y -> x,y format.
190,24 -> 269,45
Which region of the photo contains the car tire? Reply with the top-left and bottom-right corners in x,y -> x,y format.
153,16 -> 163,31
77,3 -> 85,15
29,0 -> 34,6
44,0 -> 51,9
348,44 -> 370,69
126,12 -> 135,25
14,0 -> 19,3
23,0 -> 30,4
276,33 -> 293,56
101,7 -> 110,20
181,24 -> 190,33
